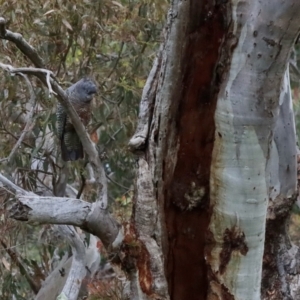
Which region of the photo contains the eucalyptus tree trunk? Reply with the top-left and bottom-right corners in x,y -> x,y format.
129,1 -> 300,299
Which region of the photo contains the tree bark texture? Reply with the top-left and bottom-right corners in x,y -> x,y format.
130,1 -> 300,299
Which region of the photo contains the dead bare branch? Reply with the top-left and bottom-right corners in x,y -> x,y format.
11,195 -> 91,224
0,170 -> 123,298
0,171 -> 122,251
55,225 -> 87,300
128,46 -> 162,151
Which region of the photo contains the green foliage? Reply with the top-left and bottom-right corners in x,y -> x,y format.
0,0 -> 168,298
1,273 -> 28,300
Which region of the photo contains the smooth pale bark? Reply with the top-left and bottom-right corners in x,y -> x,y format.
208,2 -> 299,299
35,235 -> 102,300
56,226 -> 86,300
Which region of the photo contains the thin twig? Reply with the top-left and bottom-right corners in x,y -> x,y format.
101,94 -> 119,105
106,175 -> 131,191
16,167 -> 53,176
0,125 -> 34,149
56,34 -> 74,76
104,126 -> 123,146
0,239 -> 42,294
76,170 -> 86,199
7,74 -> 37,163
106,42 -> 124,79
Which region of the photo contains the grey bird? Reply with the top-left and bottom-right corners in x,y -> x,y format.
56,78 -> 97,161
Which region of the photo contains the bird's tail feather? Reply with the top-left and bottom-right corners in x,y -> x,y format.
61,139 -> 84,161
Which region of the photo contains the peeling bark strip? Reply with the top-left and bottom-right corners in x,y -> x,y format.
125,159 -> 168,299
129,50 -> 162,151
208,1 -> 300,300
219,227 -> 248,275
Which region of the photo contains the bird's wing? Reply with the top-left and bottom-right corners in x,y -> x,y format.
56,103 -> 67,139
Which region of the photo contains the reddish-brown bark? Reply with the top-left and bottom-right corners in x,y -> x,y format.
163,2 -> 229,299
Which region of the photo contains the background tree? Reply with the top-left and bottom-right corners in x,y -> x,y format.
1,1 -> 300,300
